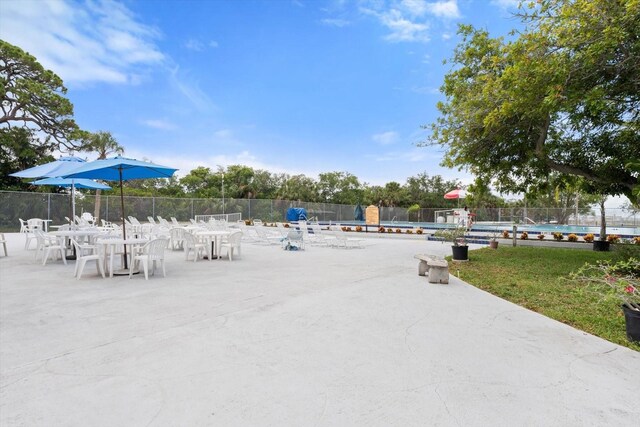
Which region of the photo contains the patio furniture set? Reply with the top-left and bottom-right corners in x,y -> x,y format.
16,215 -> 244,280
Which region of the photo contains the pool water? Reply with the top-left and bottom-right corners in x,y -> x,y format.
341,221 -> 640,237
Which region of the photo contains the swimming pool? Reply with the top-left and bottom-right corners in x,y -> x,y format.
336,221 -> 640,237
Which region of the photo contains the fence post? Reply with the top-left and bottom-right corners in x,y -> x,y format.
47,193 -> 51,221
106,196 -> 109,222
152,197 -> 155,218
513,225 -> 517,247
190,199 -> 194,219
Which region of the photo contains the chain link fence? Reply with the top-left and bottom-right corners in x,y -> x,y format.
0,190 -> 637,231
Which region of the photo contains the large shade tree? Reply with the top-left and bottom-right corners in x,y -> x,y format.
0,40 -> 82,150
424,0 -> 639,205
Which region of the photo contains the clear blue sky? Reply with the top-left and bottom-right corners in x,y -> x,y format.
1,0 -> 522,186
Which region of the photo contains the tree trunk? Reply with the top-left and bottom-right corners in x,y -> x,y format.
599,199 -> 606,241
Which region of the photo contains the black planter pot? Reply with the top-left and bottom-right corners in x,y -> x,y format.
593,240 -> 610,252
451,245 -> 469,261
622,305 -> 640,342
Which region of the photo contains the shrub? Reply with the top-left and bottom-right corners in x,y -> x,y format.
583,233 -> 595,243
537,233 -> 545,240
570,258 -> 640,311
607,234 -> 620,243
245,219 -> 252,225
387,228 -> 393,233
502,230 -> 510,238
553,232 -> 564,241
284,223 -> 290,228
634,236 -> 640,245
378,226 -> 385,233
406,229 -> 413,234
395,228 -> 402,233
613,243 -> 640,262
567,233 -> 579,242
416,228 -> 423,235
355,225 -> 363,232
520,231 -> 528,240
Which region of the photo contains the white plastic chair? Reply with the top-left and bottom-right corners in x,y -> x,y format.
81,212 -> 95,225
169,227 -> 185,250
19,218 -> 28,233
71,239 -> 105,280
282,230 -> 304,251
20,218 -> 36,249
183,232 -> 208,261
220,231 -> 243,261
171,217 -> 180,227
0,233 -> 7,256
130,238 -> 169,280
34,230 -> 67,265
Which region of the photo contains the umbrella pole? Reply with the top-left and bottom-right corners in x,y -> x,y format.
72,180 -> 76,226
120,167 -> 128,269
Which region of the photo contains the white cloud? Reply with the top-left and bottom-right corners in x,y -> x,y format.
372,131 -> 400,145
362,8 -> 430,43
411,86 -> 440,95
186,39 -> 219,51
214,129 -> 233,138
321,18 -> 351,27
490,0 -> 521,9
366,148 -> 431,163
442,32 -> 452,40
0,0 -> 164,85
185,39 -> 205,51
400,0 -> 460,18
127,149 -> 313,178
425,0 -> 460,19
141,119 -> 176,130
168,66 -> 215,112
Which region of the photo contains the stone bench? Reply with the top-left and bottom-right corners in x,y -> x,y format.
414,254 -> 449,284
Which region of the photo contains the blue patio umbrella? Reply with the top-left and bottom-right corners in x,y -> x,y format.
63,156 -> 178,271
10,156 -> 88,220
9,156 -> 86,179
32,177 -> 111,190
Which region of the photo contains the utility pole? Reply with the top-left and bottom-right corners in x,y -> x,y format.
221,172 -> 225,215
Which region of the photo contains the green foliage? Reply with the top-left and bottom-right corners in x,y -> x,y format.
317,171 -> 363,204
453,246 -> 639,351
434,226 -> 467,246
425,0 -> 640,203
0,40 -> 82,149
0,127 -> 54,190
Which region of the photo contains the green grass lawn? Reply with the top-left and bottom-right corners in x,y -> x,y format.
451,246 -> 640,351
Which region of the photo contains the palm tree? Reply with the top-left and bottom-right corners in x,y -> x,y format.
81,131 -> 124,222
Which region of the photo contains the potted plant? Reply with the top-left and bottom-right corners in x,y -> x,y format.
570,258 -> 640,342
434,226 -> 469,260
488,230 -> 499,249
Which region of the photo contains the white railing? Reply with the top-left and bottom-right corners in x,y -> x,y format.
194,212 -> 242,223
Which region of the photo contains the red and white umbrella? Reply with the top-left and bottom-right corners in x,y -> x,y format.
444,188 -> 467,199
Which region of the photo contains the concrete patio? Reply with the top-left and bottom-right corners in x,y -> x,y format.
0,232 -> 638,426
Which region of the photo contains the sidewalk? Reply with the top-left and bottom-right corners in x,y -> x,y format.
0,232 -> 638,426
